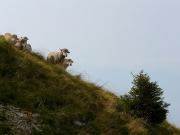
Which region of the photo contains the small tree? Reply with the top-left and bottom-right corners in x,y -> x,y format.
126,71 -> 169,124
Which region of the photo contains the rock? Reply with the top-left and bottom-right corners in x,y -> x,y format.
74,121 -> 86,127
0,104 -> 41,135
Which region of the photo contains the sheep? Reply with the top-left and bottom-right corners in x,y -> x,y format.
11,34 -> 18,44
47,50 -> 63,64
3,33 -> 19,45
2,33 -> 32,52
14,36 -> 31,52
14,40 -> 23,49
47,48 -> 70,64
62,59 -> 74,69
3,33 -> 17,44
23,44 -> 32,52
19,37 -> 31,51
19,37 -> 32,52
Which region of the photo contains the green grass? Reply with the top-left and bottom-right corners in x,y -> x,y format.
0,37 -> 180,135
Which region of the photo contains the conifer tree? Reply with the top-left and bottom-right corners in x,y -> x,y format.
128,71 -> 169,124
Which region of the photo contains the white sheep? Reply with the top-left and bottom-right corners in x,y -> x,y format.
14,36 -> 32,52
11,34 -> 18,44
47,48 -> 70,64
14,40 -> 23,49
23,44 -> 32,52
62,59 -> 74,69
2,33 -> 32,52
4,33 -> 16,44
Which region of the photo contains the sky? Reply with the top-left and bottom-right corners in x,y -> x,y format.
0,0 -> 180,127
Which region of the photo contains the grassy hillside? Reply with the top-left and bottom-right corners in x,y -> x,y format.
0,37 -> 180,135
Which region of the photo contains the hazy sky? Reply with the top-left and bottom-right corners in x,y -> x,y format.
0,0 -> 180,127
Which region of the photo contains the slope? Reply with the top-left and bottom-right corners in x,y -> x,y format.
0,37 -> 180,135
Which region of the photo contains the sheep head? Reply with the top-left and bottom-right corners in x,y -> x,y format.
59,48 -> 70,57
65,59 -> 74,66
19,37 -> 28,43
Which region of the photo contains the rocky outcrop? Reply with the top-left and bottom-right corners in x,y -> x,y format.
0,104 -> 41,135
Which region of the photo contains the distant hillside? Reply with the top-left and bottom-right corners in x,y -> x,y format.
0,37 -> 180,135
